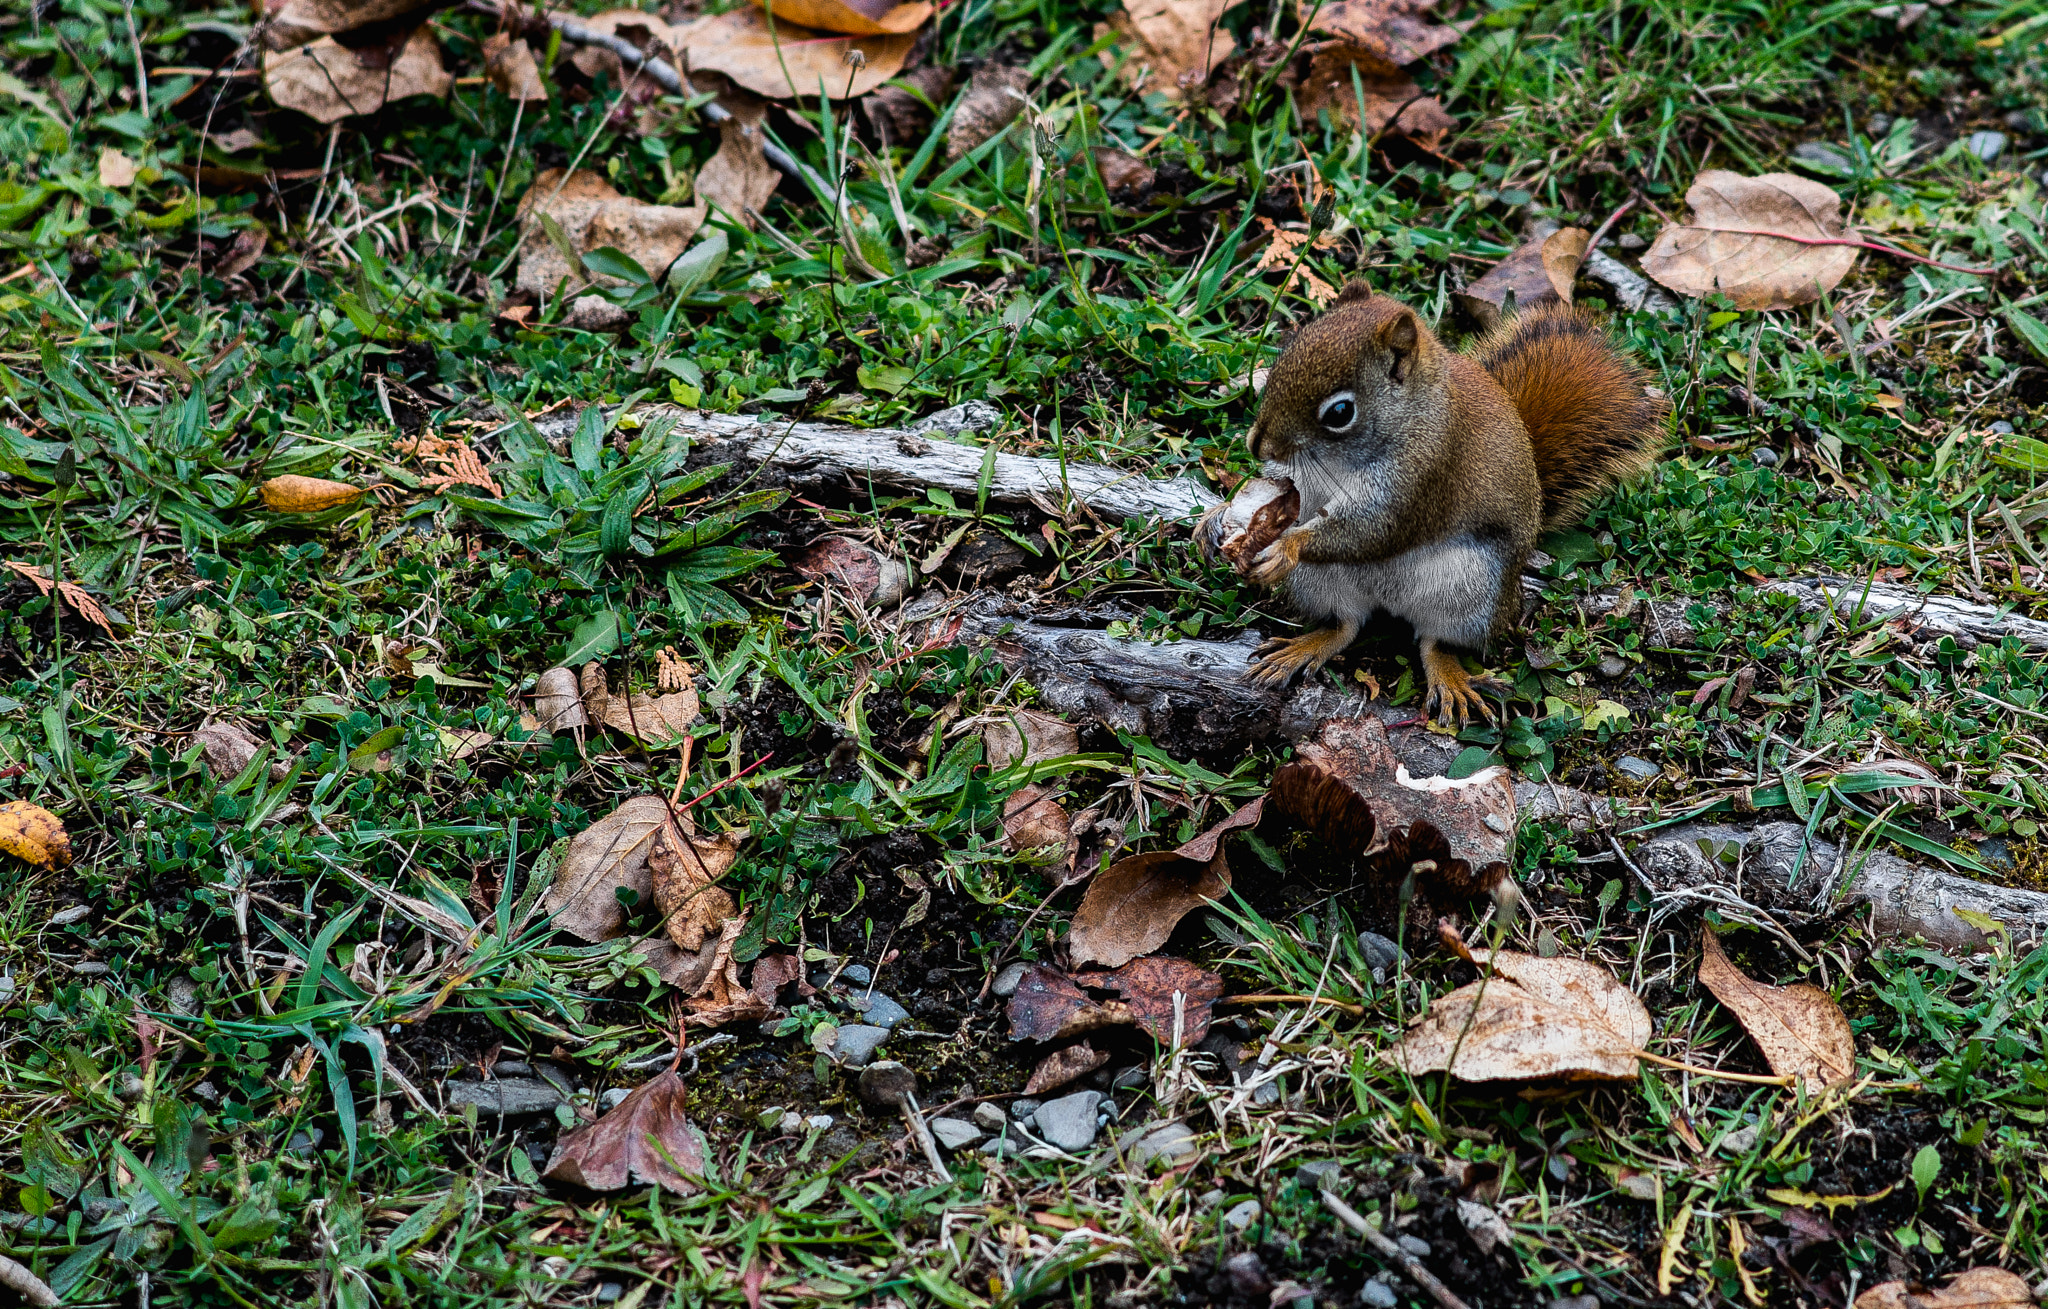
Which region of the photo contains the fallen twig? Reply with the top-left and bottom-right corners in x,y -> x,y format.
1321,1189 -> 1474,1309
0,1254 -> 59,1307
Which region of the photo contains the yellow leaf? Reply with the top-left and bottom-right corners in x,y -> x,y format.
260,475 -> 365,512
1764,1184 -> 1894,1214
0,801 -> 71,869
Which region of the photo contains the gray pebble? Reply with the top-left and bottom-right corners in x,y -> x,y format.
1197,1188 -> 1226,1212
1033,1090 -> 1103,1152
1360,1278 -> 1399,1308
1992,420 -> 2015,435
48,905 -> 90,927
991,962 -> 1030,997
1397,1234 -> 1432,1258
1112,1066 -> 1149,1090
1123,1120 -> 1199,1168
854,993 -> 911,1030
190,1080 -> 218,1104
1596,654 -> 1628,680
1010,1098 -> 1042,1122
831,1024 -> 891,1067
929,1117 -> 982,1151
1357,932 -> 1403,977
595,1285 -> 623,1304
1966,130 -> 2007,162
445,1078 -> 564,1117
598,1087 -> 631,1112
493,1060 -> 534,1077
1223,1199 -> 1262,1230
972,1102 -> 1009,1132
1752,447 -> 1780,468
806,1114 -> 834,1132
1296,1159 -> 1344,1189
1617,232 -> 1646,251
839,964 -> 873,986
980,1136 -> 1020,1158
1252,1080 -> 1282,1106
289,1128 -> 325,1156
1616,755 -> 1661,781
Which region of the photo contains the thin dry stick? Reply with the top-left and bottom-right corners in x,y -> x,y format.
1632,1050 -> 1794,1087
1224,993 -> 1365,1016
1321,1190 -> 1474,1309
1584,196 -> 1637,252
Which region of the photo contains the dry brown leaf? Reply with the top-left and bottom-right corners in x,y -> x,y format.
196,720 -> 293,780
602,691 -> 701,748
1069,850 -> 1230,968
1292,44 -> 1455,148
1304,0 -> 1465,65
1854,1269 -> 2035,1309
1093,147 -> 1155,200
1697,927 -> 1854,1094
748,952 -> 806,1011
543,1068 -> 704,1193
579,661 -> 611,726
1102,0 -> 1245,98
532,666 -> 587,732
649,817 -> 741,952
483,32 -> 547,102
671,7 -> 914,100
0,801 -> 70,870
693,117 -> 781,230
1641,170 -> 1860,311
758,0 -> 932,36
1024,1040 -> 1110,1095
214,225 -> 269,280
98,149 -> 138,189
864,65 -> 955,143
515,169 -> 705,301
679,916 -> 772,1026
1090,956 -> 1223,1046
544,795 -> 671,942
259,474 -> 365,512
264,28 -> 450,124
2,563 -> 114,637
264,0 -> 434,49
983,709 -> 1080,771
1294,715 -> 1515,865
1007,964 -> 1131,1041
1456,227 -> 1589,331
947,63 -> 1031,159
1385,951 -> 1650,1082
790,536 -> 909,607
1001,784 -> 1072,854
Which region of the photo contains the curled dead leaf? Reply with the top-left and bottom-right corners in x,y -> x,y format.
1456,227 -> 1589,331
679,916 -> 772,1027
1025,1040 -> 1110,1095
1088,956 -> 1223,1046
1641,170 -> 1860,311
649,817 -> 742,952
516,169 -> 705,301
983,708 -> 1080,771
532,667 -> 587,732
758,0 -> 932,36
264,0 -> 435,49
693,117 -> 781,230
1069,850 -> 1230,968
1001,784 -> 1073,856
1305,0 -> 1465,63
1006,964 -> 1130,1042
791,537 -> 910,608
1292,45 -> 1455,149
544,796 -> 671,942
1094,147 -> 1156,200
947,63 -> 1031,159
543,1068 -> 704,1193
1854,1268 -> 2036,1309
1102,0 -> 1245,98
196,720 -> 294,780
602,690 -> 700,748
748,952 -> 806,1012
1385,951 -> 1650,1082
259,474 -> 364,512
264,28 -> 451,124
672,7 -> 914,100
0,802 -> 70,870
1697,927 -> 1854,1094
483,32 -> 548,102
214,224 -> 270,280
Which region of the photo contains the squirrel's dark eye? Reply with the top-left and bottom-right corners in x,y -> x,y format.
1318,392 -> 1357,431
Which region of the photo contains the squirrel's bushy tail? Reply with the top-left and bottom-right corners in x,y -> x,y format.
1476,305 -> 1668,531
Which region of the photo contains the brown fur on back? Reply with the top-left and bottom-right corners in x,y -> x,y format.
1474,305 -> 1667,531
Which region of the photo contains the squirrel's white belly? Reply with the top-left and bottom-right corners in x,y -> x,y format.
1290,534 -> 1503,649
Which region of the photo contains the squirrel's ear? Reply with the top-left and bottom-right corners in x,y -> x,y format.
1332,279 -> 1373,307
1378,310 -> 1419,381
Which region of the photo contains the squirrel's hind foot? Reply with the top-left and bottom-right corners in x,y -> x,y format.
1245,625 -> 1357,687
1420,642 -> 1503,726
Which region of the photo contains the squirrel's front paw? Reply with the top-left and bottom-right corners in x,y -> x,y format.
1247,532 -> 1302,587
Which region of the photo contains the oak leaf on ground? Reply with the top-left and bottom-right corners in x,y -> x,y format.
544,796 -> 671,942
1697,926 -> 1854,1093
542,1068 -> 704,1193
1641,170 -> 1860,310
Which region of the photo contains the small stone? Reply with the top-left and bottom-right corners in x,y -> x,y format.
1111,1066 -> 1148,1090
854,993 -> 911,1030
71,961 -> 108,976
1397,1234 -> 1432,1258
831,1024 -> 890,1067
839,964 -> 873,986
48,905 -> 90,927
806,1114 -> 834,1132
972,1102 -> 1009,1132
445,1078 -> 565,1118
991,962 -> 1030,997
1197,1188 -> 1226,1211
493,1060 -> 534,1077
190,1080 -> 218,1104
564,295 -> 632,332
1033,1090 -> 1103,1152
929,1117 -> 982,1151
595,1284 -> 623,1304
1223,1199 -> 1262,1230
1551,1297 -> 1601,1309
1966,130 -> 2008,162
1617,232 -> 1646,251
1791,140 -> 1855,172
1357,932 -> 1402,977
1616,755 -> 1660,781
1483,813 -> 1508,833
1361,1279 -> 1399,1308
858,1060 -> 918,1108
1123,1120 -> 1199,1168
1010,1098 -> 1042,1122
980,1136 -> 1019,1158
1296,1160 -> 1343,1189
1225,1252 -> 1272,1301
289,1128 -> 325,1156
1252,1080 -> 1282,1106
2006,109 -> 2033,131
1718,1123 -> 1761,1154
1596,654 -> 1628,680
1992,420 -> 2016,435
907,400 -> 1002,438
1752,447 -> 1780,468
598,1088 -> 630,1112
